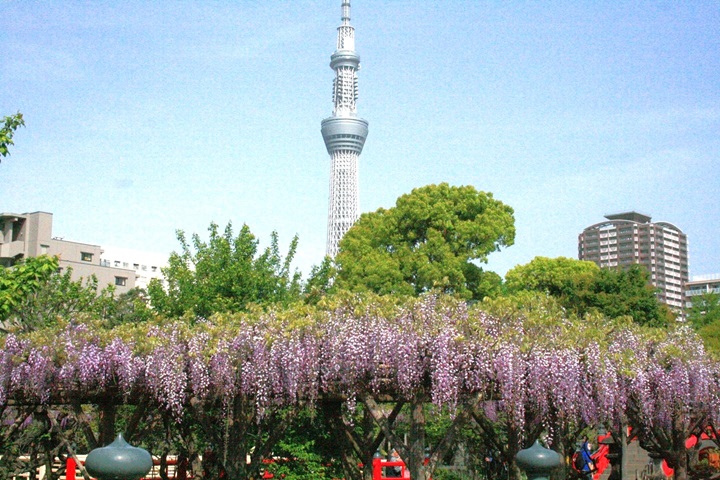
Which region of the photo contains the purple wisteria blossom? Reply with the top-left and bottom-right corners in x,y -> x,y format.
0,294 -> 716,454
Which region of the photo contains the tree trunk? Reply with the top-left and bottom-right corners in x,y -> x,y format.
190,454 -> 204,480
323,400 -> 371,480
98,403 -> 116,446
159,453 -> 169,480
406,400 -> 429,480
670,416 -> 689,480
505,426 -> 523,480
618,425 -> 628,480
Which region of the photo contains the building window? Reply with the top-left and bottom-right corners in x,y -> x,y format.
81,252 -> 93,262
40,244 -> 50,255
115,277 -> 127,286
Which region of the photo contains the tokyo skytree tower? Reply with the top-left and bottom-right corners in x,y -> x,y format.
321,0 -> 369,257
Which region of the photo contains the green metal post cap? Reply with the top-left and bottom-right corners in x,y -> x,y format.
515,440 -> 562,479
85,434 -> 153,480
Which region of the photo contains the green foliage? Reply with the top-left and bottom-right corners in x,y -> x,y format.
1,255 -> 153,333
687,293 -> 720,355
504,256 -> 599,297
464,266 -> 503,301
101,287 -> 154,328
430,469 -> 468,480
0,112 -> 25,159
302,256 -> 337,305
481,291 -> 604,350
589,265 -> 673,327
0,256 -> 59,323
266,409 -> 343,480
687,292 -> 720,329
504,257 -> 673,327
148,222 -> 302,318
7,268 -> 103,332
336,183 -> 515,300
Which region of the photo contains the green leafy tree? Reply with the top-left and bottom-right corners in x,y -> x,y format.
589,265 -> 673,327
302,256 -> 337,305
0,112 -> 25,160
335,183 -> 515,300
504,256 -> 599,297
148,222 -> 302,318
465,268 -> 503,301
104,288 -> 154,327
504,257 -> 673,327
687,292 -> 720,329
0,255 -> 59,324
698,321 -> 720,356
265,407 -> 344,480
1,255 -> 150,332
688,292 -> 720,355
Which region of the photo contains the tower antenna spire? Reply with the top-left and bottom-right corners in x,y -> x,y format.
321,0 -> 369,257
341,0 -> 351,24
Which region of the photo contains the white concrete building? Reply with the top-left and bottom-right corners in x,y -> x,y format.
100,246 -> 168,290
685,274 -> 720,309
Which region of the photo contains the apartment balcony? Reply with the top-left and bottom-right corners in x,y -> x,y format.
0,240 -> 26,260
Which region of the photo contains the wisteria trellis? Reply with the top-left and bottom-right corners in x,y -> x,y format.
1,296 -> 718,444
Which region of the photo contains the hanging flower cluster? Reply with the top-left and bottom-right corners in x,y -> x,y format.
626,326 -> 720,433
0,295 -> 717,435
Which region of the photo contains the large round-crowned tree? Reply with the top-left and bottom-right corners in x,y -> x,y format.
335,183 -> 514,300
505,256 -> 674,326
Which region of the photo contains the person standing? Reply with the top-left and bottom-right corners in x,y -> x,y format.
580,436 -> 596,480
387,449 -> 402,478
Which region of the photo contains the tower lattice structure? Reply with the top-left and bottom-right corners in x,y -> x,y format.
321,0 -> 368,257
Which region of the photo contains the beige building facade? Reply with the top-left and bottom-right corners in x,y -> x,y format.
0,211 -> 136,293
578,211 -> 689,310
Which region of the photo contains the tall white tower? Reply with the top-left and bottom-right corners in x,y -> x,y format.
321,0 -> 369,257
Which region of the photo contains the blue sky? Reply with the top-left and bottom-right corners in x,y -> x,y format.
3,1 -> 719,279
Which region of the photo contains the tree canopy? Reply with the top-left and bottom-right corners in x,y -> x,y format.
1,255 -> 151,333
688,292 -> 720,355
688,292 -> 720,329
335,183 -> 514,300
0,112 -> 24,160
0,256 -> 59,324
504,256 -> 673,327
504,256 -> 599,296
147,222 -> 302,318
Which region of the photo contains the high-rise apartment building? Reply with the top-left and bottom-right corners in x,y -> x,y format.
578,211 -> 689,309
321,0 -> 369,257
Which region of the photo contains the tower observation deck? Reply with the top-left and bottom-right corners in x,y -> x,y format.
321,0 -> 368,257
